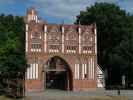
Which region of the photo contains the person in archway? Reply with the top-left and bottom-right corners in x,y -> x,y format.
117,86 -> 121,95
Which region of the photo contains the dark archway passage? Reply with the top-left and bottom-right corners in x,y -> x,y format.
45,56 -> 73,91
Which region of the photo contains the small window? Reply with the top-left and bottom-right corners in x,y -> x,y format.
49,45 -> 59,50
84,74 -> 87,78
32,43 -> 41,49
83,46 -> 91,51
67,46 -> 76,50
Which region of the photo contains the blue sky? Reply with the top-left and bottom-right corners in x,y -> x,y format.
0,0 -> 133,24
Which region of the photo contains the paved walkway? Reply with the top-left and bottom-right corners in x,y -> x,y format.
25,89 -> 133,100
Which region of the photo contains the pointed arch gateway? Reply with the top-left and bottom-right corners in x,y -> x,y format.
44,56 -> 73,90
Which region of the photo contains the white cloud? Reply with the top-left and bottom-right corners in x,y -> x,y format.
29,0 -> 133,23
0,0 -> 133,23
29,0 -> 98,23
118,0 -> 133,14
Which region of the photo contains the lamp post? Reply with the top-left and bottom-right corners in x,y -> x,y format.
122,75 -> 126,88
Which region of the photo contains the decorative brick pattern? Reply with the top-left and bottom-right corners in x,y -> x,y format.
25,8 -> 97,92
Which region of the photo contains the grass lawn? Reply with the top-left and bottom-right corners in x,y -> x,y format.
0,96 -> 129,100
23,96 -> 129,100
88,96 -> 128,100
0,96 -> 13,100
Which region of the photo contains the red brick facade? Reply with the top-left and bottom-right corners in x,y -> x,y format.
25,8 -> 97,92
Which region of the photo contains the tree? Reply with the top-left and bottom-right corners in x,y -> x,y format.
75,2 -> 133,86
0,14 -> 26,92
0,14 -> 26,72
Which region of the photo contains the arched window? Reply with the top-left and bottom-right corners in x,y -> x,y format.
31,43 -> 42,52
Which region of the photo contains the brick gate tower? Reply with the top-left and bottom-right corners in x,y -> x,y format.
25,8 -> 98,92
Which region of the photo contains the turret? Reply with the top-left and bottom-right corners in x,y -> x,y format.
26,7 -> 39,23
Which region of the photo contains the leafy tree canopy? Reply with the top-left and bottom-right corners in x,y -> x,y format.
75,2 -> 133,86
0,14 -> 26,77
